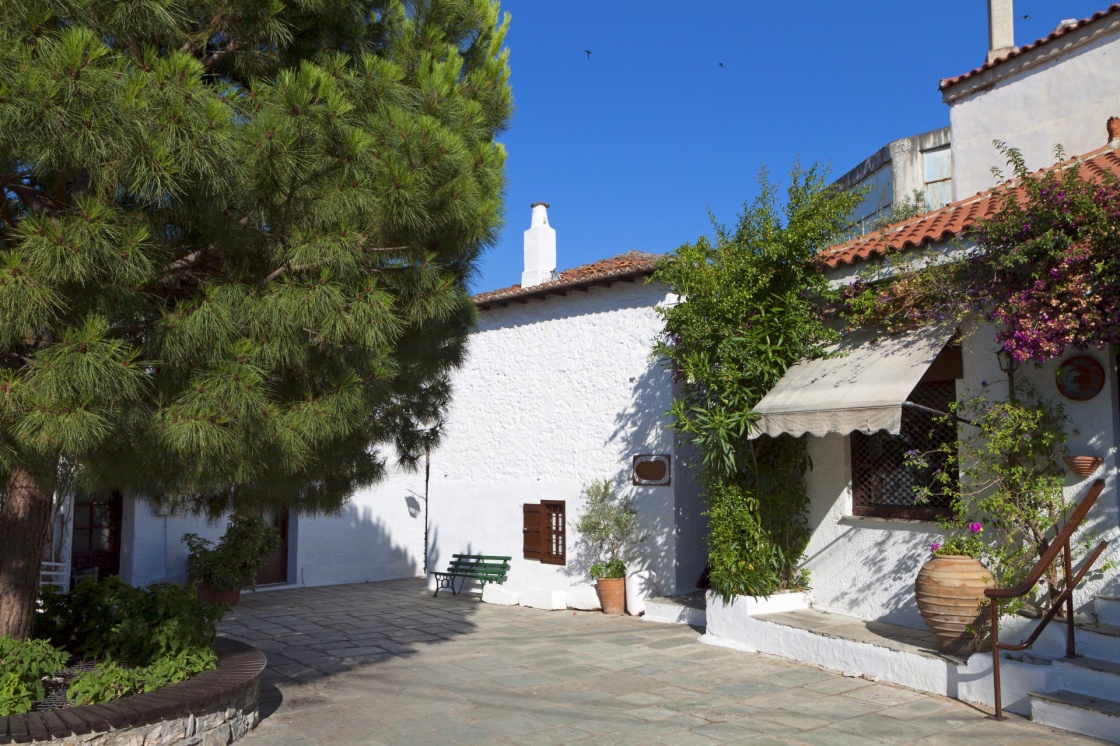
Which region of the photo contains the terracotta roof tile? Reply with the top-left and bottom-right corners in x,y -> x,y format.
940,5 -> 1120,90
474,250 -> 661,308
819,144 -> 1120,269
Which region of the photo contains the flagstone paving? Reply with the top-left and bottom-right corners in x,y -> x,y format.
217,579 -> 1103,745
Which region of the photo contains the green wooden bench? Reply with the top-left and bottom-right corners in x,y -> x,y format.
432,554 -> 511,599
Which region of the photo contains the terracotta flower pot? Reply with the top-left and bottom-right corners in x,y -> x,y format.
915,555 -> 993,655
595,577 -> 626,615
195,582 -> 241,606
1063,456 -> 1103,479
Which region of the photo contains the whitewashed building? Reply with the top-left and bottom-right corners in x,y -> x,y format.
701,2 -> 1120,738
60,202 -> 707,616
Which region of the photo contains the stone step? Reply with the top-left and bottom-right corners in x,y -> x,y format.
643,591 -> 706,627
1093,596 -> 1120,627
1030,689 -> 1120,743
1055,656 -> 1120,697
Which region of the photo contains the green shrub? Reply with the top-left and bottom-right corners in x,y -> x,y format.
66,648 -> 217,706
36,577 -> 222,665
182,514 -> 281,593
0,637 -> 69,715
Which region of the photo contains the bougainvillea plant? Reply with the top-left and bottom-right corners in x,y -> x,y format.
845,143 -> 1120,362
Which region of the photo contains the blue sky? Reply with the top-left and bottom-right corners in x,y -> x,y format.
472,1 -> 1110,293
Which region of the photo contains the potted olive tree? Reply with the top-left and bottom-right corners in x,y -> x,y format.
182,514 -> 281,605
575,479 -> 640,615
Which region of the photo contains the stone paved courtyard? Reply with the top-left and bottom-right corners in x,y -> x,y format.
216,579 -> 1103,745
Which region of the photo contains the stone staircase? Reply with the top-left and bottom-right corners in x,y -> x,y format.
1028,598 -> 1120,742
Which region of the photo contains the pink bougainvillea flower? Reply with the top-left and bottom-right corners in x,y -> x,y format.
968,522 -> 983,533
931,542 -> 942,552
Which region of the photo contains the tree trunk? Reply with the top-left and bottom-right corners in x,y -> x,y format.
0,465 -> 55,640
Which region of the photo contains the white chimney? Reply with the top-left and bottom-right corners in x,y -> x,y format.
521,202 -> 556,288
987,0 -> 1018,64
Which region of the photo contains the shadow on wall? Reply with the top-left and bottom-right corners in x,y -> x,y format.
581,357 -> 685,604
293,501 -> 422,587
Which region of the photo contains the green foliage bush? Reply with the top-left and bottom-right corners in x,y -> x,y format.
653,164 -> 861,599
36,577 -> 223,663
0,636 -> 68,715
65,648 -> 217,706
182,513 -> 281,593
30,578 -> 221,708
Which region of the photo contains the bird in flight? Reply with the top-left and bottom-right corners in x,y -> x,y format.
1021,14 -> 1031,19
719,62 -> 724,68
584,49 -> 592,60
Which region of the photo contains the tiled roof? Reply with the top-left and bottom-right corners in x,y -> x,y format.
940,5 -> 1120,90
819,144 -> 1120,269
474,250 -> 661,308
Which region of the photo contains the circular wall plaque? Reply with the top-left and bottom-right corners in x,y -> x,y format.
1056,355 -> 1105,401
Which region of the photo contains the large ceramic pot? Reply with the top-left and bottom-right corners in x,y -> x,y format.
195,582 -> 241,606
595,577 -> 626,615
915,555 -> 994,655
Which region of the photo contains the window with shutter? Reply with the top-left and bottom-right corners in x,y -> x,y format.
522,503 -> 542,560
541,500 -> 566,565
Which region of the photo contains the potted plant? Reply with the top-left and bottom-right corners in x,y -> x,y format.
915,523 -> 994,654
908,387 -> 1076,651
575,479 -> 639,615
182,514 -> 281,605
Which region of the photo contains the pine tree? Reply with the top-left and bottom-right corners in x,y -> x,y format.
0,0 -> 511,639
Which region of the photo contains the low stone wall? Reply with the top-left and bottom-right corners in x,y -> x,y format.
0,638 -> 266,745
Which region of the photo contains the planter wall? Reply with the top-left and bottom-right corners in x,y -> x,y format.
0,638 -> 266,745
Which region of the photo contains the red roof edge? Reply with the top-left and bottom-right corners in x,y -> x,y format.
818,142 -> 1120,270
940,5 -> 1120,91
474,251 -> 661,308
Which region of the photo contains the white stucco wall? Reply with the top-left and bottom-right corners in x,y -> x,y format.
946,17 -> 1120,200
800,318 -> 1120,627
294,473 -> 426,587
120,497 -> 228,587
115,278 -> 705,603
426,280 -> 702,613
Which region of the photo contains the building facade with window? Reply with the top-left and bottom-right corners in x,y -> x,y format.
763,139 -> 1120,630
833,127 -> 953,239
423,208 -> 707,613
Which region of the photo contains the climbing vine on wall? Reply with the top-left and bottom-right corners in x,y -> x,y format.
844,144 -> 1120,361
653,164 -> 863,599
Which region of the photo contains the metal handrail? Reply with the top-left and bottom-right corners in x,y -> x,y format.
985,478 -> 1109,720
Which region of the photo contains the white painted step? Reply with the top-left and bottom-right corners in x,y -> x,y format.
1031,689 -> 1120,743
1058,656 -> 1120,696
1094,596 -> 1120,627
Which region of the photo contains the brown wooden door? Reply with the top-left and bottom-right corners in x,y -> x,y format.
71,490 -> 123,584
255,506 -> 289,586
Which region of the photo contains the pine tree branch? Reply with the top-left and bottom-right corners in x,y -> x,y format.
2,181 -> 57,213
202,41 -> 240,69
262,246 -> 410,284
159,249 -> 209,282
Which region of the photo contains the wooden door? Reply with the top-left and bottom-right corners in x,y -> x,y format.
255,506 -> 289,586
71,490 -> 123,584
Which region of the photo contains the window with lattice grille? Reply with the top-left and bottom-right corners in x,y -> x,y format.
523,500 -> 566,565
851,379 -> 958,520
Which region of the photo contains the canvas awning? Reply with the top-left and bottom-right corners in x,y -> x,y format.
748,326 -> 955,439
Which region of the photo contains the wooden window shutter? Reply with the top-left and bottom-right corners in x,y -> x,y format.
523,503 -> 542,560
540,500 -> 566,566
